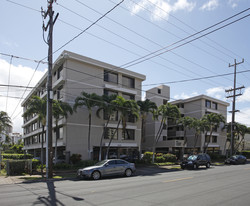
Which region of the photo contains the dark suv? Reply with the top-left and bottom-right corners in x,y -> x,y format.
181,154 -> 211,169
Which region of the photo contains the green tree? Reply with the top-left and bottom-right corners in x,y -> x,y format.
234,123 -> 248,153
178,116 -> 194,159
137,99 -> 157,157
202,113 -> 225,153
52,100 -> 73,163
0,111 -> 12,142
152,103 -> 180,163
96,94 -> 117,161
73,92 -> 102,159
22,96 -> 46,177
105,96 -> 139,159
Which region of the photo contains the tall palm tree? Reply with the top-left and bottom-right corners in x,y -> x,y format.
202,113 -> 225,153
73,92 -> 102,159
137,99 -> 157,157
52,100 -> 73,164
22,96 -> 46,177
96,94 -> 117,161
105,96 -> 140,159
152,103 -> 180,163
178,116 -> 194,159
234,123 -> 248,153
0,111 -> 12,143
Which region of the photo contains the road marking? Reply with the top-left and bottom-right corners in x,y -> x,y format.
163,177 -> 193,183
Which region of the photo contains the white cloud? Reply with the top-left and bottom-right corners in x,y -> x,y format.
129,0 -> 195,21
228,0 -> 239,9
173,91 -> 199,100
200,0 -> 219,11
205,86 -> 226,100
238,87 -> 250,103
0,58 -> 46,133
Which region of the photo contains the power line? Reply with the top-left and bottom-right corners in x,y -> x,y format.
5,55 -> 13,112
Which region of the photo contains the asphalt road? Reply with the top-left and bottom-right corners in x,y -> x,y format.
0,164 -> 250,206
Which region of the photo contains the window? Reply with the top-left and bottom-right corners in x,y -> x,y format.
158,89 -> 161,94
122,93 -> 135,100
163,99 -> 168,105
205,100 -> 211,108
122,75 -> 135,88
104,89 -> 118,97
212,136 -> 217,143
57,65 -> 63,80
104,128 -> 118,140
163,136 -> 167,141
205,135 -> 210,143
122,129 -> 135,140
212,102 -> 218,110
104,70 -> 118,84
32,135 -> 38,143
57,85 -> 63,100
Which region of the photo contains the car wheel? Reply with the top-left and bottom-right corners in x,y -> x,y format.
206,162 -> 211,168
193,164 -> 198,169
92,171 -> 101,180
125,169 -> 132,177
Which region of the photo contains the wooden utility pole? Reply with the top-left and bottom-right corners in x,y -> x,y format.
42,0 -> 59,179
225,59 -> 244,156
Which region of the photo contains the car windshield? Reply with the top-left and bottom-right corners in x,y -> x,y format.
187,155 -> 197,161
95,160 -> 108,166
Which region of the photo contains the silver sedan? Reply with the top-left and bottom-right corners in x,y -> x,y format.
77,159 -> 136,180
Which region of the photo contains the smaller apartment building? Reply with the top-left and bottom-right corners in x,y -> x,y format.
142,85 -> 229,156
171,95 -> 229,155
22,51 -> 146,161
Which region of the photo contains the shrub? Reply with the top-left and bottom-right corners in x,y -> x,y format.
142,152 -> 153,163
208,153 -> 225,161
2,154 -> 33,160
70,154 -> 82,164
53,163 -> 72,170
163,153 -> 177,162
155,156 -> 165,163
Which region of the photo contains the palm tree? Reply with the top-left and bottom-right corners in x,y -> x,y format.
22,96 -> 46,177
152,103 -> 180,163
96,94 -> 117,161
178,116 -> 194,159
105,96 -> 140,159
137,99 -> 157,157
234,123 -> 248,153
73,92 -> 102,159
202,113 -> 225,153
52,100 -> 73,164
0,111 -> 12,142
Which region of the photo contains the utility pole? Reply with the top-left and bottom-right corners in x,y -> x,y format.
42,0 -> 59,179
225,59 -> 244,157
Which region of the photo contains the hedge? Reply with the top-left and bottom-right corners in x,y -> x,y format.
2,154 -> 33,160
142,152 -> 177,163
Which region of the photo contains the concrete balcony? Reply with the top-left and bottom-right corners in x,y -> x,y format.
157,140 -> 185,147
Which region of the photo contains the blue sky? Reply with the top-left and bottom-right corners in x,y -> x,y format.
0,0 -> 250,133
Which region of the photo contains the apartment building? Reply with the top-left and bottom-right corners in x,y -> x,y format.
171,95 -> 229,155
22,50 -> 146,161
143,85 -> 229,156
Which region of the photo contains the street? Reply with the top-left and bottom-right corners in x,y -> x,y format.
0,164 -> 250,206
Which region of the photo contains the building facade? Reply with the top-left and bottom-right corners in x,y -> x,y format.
22,51 -> 146,161
143,85 -> 229,156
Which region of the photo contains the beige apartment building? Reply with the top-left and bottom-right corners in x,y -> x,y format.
22,50 -> 146,161
142,86 -> 229,156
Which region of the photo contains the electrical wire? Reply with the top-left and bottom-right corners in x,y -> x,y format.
5,55 -> 13,112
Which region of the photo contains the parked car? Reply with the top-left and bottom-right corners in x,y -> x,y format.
53,155 -> 66,164
225,155 -> 247,165
181,153 -> 211,169
77,159 -> 136,180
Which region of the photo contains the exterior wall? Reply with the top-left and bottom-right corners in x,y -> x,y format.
22,50 -> 145,160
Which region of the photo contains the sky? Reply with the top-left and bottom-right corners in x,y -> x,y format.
0,0 -> 250,133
